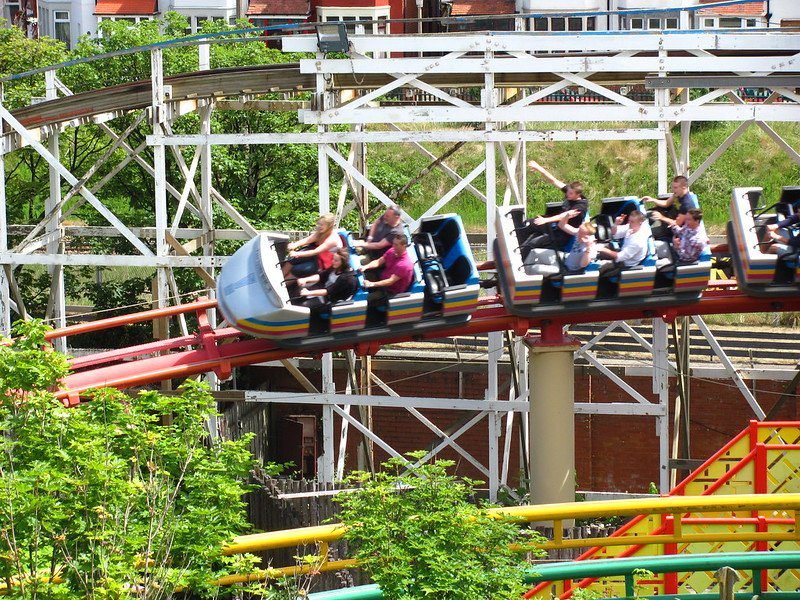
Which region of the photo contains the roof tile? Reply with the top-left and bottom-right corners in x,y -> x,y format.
450,0 -> 514,17
698,0 -> 765,16
247,0 -> 309,17
94,0 -> 157,15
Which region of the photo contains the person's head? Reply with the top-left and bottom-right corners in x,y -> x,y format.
685,208 -> 703,229
315,213 -> 336,236
628,210 -> 646,231
578,221 -> 596,241
382,205 -> 402,227
672,175 -> 689,196
565,181 -> 584,201
392,234 -> 409,255
332,247 -> 350,271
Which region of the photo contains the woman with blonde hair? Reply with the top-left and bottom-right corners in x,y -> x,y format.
283,213 -> 343,280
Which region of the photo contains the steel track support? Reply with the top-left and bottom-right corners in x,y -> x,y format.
679,89 -> 691,176
652,318 -> 671,493
317,61 -> 336,484
692,315 -> 766,420
199,47 -> 219,401
151,49 -> 170,341
44,71 -> 66,351
0,87 -> 8,337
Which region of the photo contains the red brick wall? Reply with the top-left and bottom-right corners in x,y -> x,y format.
243,363 -> 795,492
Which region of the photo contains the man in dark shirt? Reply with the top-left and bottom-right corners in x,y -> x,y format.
522,160 -> 589,251
354,205 -> 405,260
642,176 -> 699,228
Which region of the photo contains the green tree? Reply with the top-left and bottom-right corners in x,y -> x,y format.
336,452 -> 542,600
0,319 -> 260,598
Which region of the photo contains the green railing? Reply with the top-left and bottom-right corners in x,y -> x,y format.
306,552 -> 800,600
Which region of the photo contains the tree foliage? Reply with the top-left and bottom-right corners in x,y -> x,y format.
0,320 -> 259,599
336,453 -> 542,599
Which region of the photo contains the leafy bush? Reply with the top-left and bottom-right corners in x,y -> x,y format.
0,320 -> 259,598
336,452 -> 542,599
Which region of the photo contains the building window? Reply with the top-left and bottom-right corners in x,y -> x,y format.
702,16 -> 761,29
530,15 -> 594,32
321,14 -> 388,35
720,17 -> 742,28
624,14 -> 679,31
6,0 -> 19,24
54,10 -> 70,46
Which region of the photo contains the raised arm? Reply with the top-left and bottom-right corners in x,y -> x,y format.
557,209 -> 581,236
641,195 -> 675,209
288,232 -> 316,252
528,160 -> 566,190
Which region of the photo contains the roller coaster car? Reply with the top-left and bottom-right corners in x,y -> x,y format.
728,186 -> 800,297
216,214 -> 480,349
494,197 -> 709,318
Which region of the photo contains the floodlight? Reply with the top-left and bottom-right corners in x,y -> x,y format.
316,22 -> 349,53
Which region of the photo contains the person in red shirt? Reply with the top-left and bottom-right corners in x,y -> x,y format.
362,234 -> 414,325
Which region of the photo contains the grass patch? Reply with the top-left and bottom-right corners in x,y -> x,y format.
368,122 -> 800,234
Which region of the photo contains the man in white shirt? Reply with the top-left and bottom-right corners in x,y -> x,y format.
597,210 -> 648,268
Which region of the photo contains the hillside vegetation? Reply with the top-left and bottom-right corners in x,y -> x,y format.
371,122 -> 800,233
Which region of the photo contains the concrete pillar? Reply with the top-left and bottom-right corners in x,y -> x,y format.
525,325 -> 580,518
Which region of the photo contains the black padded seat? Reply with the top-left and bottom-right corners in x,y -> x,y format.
445,255 -> 472,286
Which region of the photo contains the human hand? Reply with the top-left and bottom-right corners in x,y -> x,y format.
641,196 -> 654,203
566,209 -> 580,217
363,280 -> 373,289
533,215 -> 546,226
615,215 -> 627,225
767,224 -> 778,232
299,288 -> 310,297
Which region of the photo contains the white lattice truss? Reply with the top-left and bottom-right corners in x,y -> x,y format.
0,31 -> 799,497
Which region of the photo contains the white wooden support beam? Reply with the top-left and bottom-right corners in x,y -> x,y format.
691,316 -> 766,420
0,106 -> 153,256
410,411 -> 489,472
324,145 -> 415,225
301,55 -> 800,75
149,129 -> 664,145
44,70 -> 66,350
577,349 -> 655,406
0,87 -> 9,335
332,403 -> 405,462
652,318 -> 670,493
284,32 -> 800,55
412,162 -> 486,229
367,370 -> 491,477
